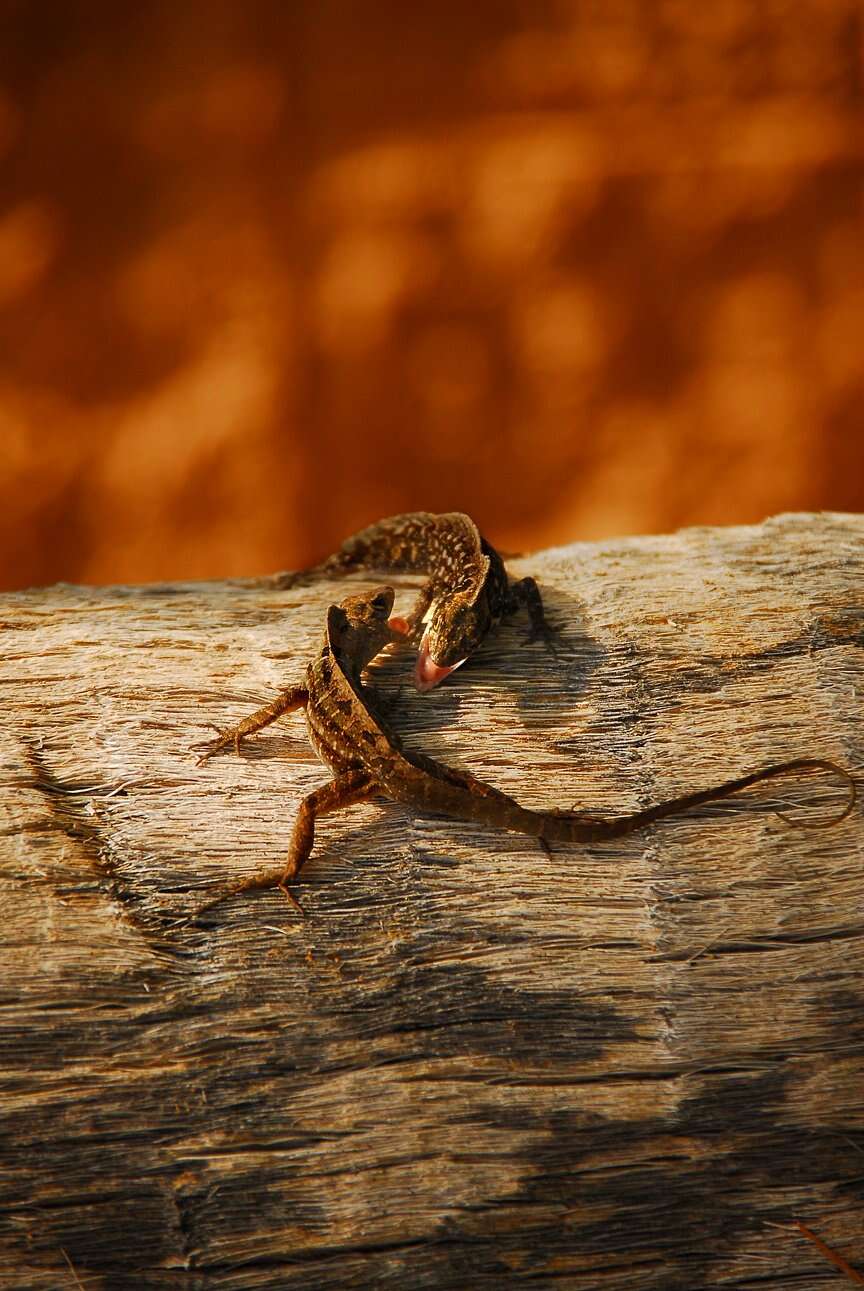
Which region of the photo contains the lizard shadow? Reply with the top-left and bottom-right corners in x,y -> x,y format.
198,586 -> 605,768
369,583 -> 607,754
475,585 -> 605,730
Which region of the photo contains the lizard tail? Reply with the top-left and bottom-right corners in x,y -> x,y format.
541,758 -> 856,844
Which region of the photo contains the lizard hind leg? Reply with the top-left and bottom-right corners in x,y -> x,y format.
189,769 -> 378,922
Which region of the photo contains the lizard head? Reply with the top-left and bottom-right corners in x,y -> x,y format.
328,586 -> 399,672
414,585 -> 492,691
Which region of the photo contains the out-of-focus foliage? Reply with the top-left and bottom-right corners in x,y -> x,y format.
0,0 -> 860,588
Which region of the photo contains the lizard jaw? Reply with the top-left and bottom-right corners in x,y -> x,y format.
414,636 -> 466,691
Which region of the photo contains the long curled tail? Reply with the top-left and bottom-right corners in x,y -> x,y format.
541,758 -> 856,845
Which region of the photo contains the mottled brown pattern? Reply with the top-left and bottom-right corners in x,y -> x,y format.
194,583 -> 853,912
279,510 -> 550,674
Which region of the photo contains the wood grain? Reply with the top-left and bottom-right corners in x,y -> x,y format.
2,512 -> 863,1289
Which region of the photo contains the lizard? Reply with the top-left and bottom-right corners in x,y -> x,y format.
272,511 -> 558,690
192,586 -> 856,917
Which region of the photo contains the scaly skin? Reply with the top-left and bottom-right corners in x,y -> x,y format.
192,588 -> 856,915
274,511 -> 557,689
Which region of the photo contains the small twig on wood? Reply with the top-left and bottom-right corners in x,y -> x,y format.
60,1247 -> 87,1290
794,1221 -> 864,1286
767,1220 -> 864,1286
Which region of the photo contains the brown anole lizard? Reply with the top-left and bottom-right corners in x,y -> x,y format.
274,511 -> 557,690
193,587 -> 855,916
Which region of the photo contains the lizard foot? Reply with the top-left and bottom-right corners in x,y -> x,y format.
278,881 -> 306,916
192,725 -> 249,765
176,873 -> 307,926
522,620 -> 563,656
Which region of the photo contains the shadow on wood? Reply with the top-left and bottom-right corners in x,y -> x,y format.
1,512 -> 863,1288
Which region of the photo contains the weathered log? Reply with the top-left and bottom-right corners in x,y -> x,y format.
1,512 -> 863,1290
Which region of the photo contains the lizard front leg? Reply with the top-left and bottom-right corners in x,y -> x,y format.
194,684 -> 309,762
506,577 -> 560,653
190,769 -> 378,920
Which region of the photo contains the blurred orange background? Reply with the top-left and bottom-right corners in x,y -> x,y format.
0,1 -> 861,591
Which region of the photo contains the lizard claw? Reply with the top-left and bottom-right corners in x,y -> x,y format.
191,726 -> 228,764
192,725 -> 247,765
522,620 -> 562,655
279,881 -> 307,917
180,872 -> 307,924
195,722 -> 227,739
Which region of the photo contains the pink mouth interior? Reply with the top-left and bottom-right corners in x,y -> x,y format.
414,637 -> 466,691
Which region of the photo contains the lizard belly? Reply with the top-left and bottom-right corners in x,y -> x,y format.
305,703 -> 366,775
303,657 -> 368,775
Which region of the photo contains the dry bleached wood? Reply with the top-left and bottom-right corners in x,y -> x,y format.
1,511 -> 863,1289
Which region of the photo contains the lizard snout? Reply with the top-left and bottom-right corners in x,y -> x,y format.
414,635 -> 466,690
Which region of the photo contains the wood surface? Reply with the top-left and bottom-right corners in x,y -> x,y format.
1,512 -> 863,1290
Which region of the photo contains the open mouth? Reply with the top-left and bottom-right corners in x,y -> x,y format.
414,634 -> 466,691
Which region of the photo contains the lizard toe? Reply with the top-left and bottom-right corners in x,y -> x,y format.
279,882 -> 307,917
